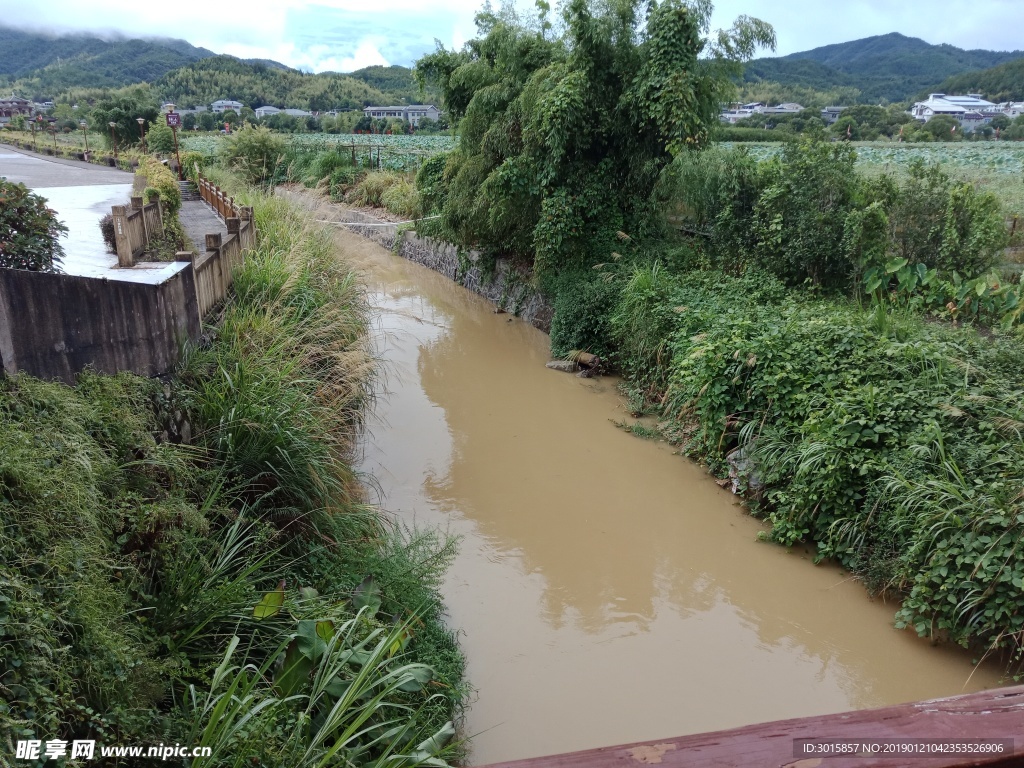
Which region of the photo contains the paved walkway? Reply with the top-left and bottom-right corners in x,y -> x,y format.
1,144 -> 188,284
179,198 -> 228,255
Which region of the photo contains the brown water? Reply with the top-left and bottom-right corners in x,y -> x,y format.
342,230 -> 1003,765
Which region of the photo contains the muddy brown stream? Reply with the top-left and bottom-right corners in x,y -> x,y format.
341,230 -> 1003,765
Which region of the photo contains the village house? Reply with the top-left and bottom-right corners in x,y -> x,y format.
362,104 -> 440,127
254,106 -> 280,118
718,102 -> 804,124
820,106 -> 846,125
211,99 -> 244,114
0,95 -> 32,124
910,93 -> 996,130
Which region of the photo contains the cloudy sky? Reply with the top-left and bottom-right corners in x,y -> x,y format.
3,0 -> 1023,72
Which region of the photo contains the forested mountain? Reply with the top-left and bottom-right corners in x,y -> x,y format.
345,65 -> 439,104
743,33 -> 1024,104
931,58 -> 1024,102
0,25 -> 213,98
156,56 -> 394,111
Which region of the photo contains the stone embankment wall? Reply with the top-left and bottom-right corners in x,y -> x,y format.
280,189 -> 553,331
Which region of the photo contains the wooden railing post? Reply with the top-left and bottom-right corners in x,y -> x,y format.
131,196 -> 148,247
112,205 -> 133,267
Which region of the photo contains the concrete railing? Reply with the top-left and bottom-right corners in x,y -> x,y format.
112,196 -> 163,267
180,205 -> 255,317
197,176 -> 243,221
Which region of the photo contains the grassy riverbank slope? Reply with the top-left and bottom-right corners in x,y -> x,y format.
0,189 -> 464,764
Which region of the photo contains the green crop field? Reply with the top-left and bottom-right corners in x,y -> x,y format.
181,132 -> 456,171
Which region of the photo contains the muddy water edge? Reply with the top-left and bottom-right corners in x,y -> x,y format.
334,227 -> 1005,766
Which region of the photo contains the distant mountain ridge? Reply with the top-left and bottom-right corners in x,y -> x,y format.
0,24 -> 434,109
744,33 -> 1024,104
0,25 -> 218,95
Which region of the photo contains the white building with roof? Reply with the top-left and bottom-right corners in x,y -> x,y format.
211,99 -> 244,114
254,106 -> 280,118
911,94 -> 995,121
363,104 -> 440,127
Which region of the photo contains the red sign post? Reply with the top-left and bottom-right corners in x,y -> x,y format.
166,111 -> 183,180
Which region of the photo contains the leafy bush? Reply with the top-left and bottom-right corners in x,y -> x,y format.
0,180 -> 67,271
549,270 -> 621,358
180,150 -> 206,184
661,137 -> 1009,294
98,212 -> 116,253
220,126 -> 287,186
136,156 -> 182,214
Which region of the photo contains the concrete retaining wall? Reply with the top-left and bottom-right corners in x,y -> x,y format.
0,267 -> 201,384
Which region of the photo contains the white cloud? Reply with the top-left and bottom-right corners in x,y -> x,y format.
326,41 -> 391,72
4,0 -> 1024,73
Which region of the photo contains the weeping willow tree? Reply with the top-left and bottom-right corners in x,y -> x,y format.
415,0 -> 774,279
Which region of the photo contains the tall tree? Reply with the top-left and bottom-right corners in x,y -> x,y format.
415,0 -> 774,279
90,85 -> 159,149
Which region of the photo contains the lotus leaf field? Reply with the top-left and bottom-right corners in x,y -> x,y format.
181,132 -> 456,171
733,141 -> 1024,216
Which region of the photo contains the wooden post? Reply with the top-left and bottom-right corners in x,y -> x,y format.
131,196 -> 148,247
112,205 -> 134,267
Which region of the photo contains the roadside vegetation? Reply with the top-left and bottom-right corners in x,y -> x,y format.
1,177 -> 464,763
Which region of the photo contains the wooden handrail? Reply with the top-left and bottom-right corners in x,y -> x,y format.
482,685 -> 1024,768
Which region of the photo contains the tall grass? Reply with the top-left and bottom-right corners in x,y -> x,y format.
179,189 -> 375,521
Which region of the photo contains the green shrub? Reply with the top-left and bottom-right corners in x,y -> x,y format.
137,156 -> 182,214
180,150 -> 206,183
0,180 -> 67,271
660,137 -> 1010,295
220,126 -> 287,186
549,270 -> 621,358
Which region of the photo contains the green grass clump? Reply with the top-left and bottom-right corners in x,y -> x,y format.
348,171 -> 404,208
380,178 -> 420,218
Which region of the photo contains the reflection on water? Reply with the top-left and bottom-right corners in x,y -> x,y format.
339,229 -> 1003,765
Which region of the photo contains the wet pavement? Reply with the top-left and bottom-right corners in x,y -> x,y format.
0,145 -> 186,284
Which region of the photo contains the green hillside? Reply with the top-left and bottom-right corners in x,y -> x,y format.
743,33 -> 1024,104
156,56 -> 394,111
932,58 -> 1024,102
0,25 -> 213,98
345,65 -> 439,104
